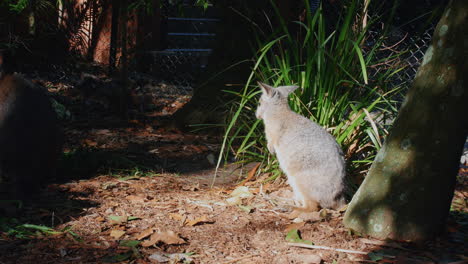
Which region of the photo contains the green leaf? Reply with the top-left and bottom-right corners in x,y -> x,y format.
285,229 -> 313,245
238,205 -> 253,213
368,251 -> 385,261
20,224 -> 62,235
102,251 -> 133,263
127,216 -> 140,221
108,215 -> 127,223
119,240 -> 141,248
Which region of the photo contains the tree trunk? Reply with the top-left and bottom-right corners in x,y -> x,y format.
343,0 -> 468,241
109,0 -> 120,74
119,0 -> 128,117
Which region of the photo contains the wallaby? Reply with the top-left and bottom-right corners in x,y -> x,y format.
256,82 -> 346,214
0,50 -> 62,200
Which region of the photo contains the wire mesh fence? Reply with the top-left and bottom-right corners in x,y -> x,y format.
153,1 -> 436,94
144,0 -> 217,91
370,25 -> 436,89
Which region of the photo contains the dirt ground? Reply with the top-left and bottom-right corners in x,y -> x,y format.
0,67 -> 467,264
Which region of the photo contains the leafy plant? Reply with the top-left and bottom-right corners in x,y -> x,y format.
1,222 -> 79,239
219,0 -> 404,190
7,0 -> 56,14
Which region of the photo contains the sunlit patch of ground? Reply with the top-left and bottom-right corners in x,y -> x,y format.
0,67 -> 466,264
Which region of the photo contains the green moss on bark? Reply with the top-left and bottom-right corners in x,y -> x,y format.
343,0 -> 468,241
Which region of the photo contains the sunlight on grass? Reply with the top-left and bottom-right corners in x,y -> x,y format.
219,0 -> 404,191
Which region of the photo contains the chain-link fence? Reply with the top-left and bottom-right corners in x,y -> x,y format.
368,25 -> 435,90
142,0 -> 218,91
152,1 -> 437,94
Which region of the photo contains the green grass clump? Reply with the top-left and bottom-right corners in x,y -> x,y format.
219,0 -> 403,189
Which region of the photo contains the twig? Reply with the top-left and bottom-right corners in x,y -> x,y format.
288,242 -> 368,254
221,254 -> 259,264
381,33 -> 408,51
289,243 -> 397,259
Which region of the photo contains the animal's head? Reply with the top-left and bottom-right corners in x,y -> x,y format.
255,82 -> 299,120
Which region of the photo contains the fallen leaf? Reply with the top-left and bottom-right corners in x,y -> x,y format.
149,252 -> 170,262
284,222 -> 305,232
169,213 -> 187,225
157,230 -> 186,245
294,210 -> 325,222
226,196 -> 242,205
108,215 -> 127,225
119,240 -> 140,248
141,230 -> 185,247
95,129 -> 111,135
292,254 -> 322,264
83,139 -> 98,147
110,230 -> 126,239
186,215 -> 213,226
238,163 -> 261,186
230,186 -> 253,198
169,253 -> 194,264
149,148 -> 159,154
127,216 -> 140,221
125,195 -> 145,203
238,205 -> 253,213
134,228 -> 155,240
169,213 -> 185,221
141,234 -> 159,247
368,251 -> 385,261
102,252 -> 132,263
148,252 -> 195,263
182,184 -> 199,191
285,229 -> 313,245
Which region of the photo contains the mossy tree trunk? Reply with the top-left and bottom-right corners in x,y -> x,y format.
343,0 -> 468,241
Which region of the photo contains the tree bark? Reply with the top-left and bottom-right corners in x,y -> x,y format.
119,0 -> 128,117
343,0 -> 468,241
109,0 -> 120,74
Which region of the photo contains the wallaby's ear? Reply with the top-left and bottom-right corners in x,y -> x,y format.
277,85 -> 299,95
257,82 -> 276,97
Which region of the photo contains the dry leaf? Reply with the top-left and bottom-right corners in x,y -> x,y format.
141,230 -> 186,247
226,196 -> 242,206
292,254 -> 322,264
156,230 -> 185,245
126,195 -> 145,203
230,186 -> 253,198
141,233 -> 160,247
182,184 -> 199,191
186,215 -> 213,226
134,228 -> 155,240
169,213 -> 187,225
95,129 -> 111,135
83,139 -> 98,147
284,222 -> 305,232
110,230 -> 126,239
295,211 -> 323,222
108,215 -> 127,225
238,162 -> 261,186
